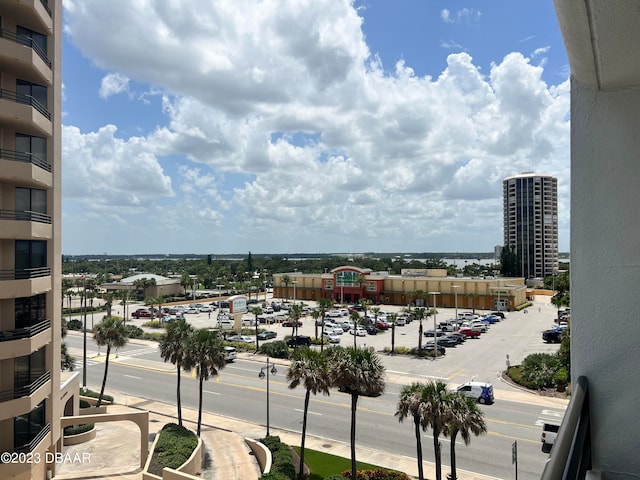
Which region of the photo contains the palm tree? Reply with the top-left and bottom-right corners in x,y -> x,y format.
443,393 -> 487,480
417,380 -> 451,480
468,293 -> 479,314
289,303 -> 303,337
329,346 -> 385,479
414,307 -> 426,351
317,298 -> 333,352
387,312 -> 397,354
396,382 -> 428,480
183,329 -> 227,436
282,274 -> 292,300
93,316 -> 129,407
349,311 -> 361,348
311,310 -> 321,340
251,306 -> 263,350
286,348 -> 332,479
103,292 -> 114,316
159,320 -> 194,426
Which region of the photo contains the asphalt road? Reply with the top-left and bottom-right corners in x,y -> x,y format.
66,299 -> 567,480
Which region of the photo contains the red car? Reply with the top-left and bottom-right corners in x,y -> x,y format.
459,327 -> 481,339
282,319 -> 303,327
375,320 -> 390,330
132,309 -> 153,319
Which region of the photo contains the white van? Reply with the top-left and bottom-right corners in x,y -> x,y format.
224,346 -> 237,362
458,312 -> 478,321
453,381 -> 494,404
541,421 -> 561,451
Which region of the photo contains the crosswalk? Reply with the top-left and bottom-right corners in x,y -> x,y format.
74,345 -> 159,369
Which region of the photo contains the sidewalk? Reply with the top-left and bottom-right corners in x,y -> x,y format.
55,389 -> 501,480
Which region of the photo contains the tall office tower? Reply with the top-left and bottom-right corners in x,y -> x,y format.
503,172 -> 559,279
0,1 -> 64,479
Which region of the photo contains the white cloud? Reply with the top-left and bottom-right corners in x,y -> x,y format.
441,8 -> 482,24
61,1 -> 570,254
99,72 -> 130,99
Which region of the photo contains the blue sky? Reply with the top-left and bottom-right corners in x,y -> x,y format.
61,1 -> 570,255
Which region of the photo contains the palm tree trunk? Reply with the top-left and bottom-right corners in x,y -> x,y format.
299,389 -> 311,479
450,431 -> 458,480
320,317 -> 326,352
97,345 -> 111,407
197,373 -> 204,436
418,321 -> 423,351
255,315 -> 259,351
350,393 -> 358,480
414,417 -> 424,480
433,429 -> 442,480
177,365 -> 182,426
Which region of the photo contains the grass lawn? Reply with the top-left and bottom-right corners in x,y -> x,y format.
294,447 -> 387,480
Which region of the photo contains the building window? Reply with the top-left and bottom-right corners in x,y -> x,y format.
15,294 -> 46,329
336,271 -> 360,287
14,400 -> 46,450
15,133 -> 47,162
16,187 -> 47,217
16,79 -> 47,110
15,240 -> 47,271
16,25 -> 48,58
14,347 -> 46,391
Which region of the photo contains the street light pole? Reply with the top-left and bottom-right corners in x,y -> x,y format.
82,275 -> 87,392
258,358 -> 278,436
429,292 -> 441,357
452,285 -> 459,321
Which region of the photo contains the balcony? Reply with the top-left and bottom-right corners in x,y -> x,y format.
2,0 -> 53,33
0,371 -> 51,404
0,268 -> 51,300
0,209 -> 52,240
0,319 -> 50,343
0,149 -> 52,188
14,423 -> 51,454
0,28 -> 52,85
0,89 -> 51,136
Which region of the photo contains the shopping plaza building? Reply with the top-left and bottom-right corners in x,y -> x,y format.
273,266 -> 529,312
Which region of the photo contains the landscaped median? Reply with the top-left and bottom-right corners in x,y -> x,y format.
143,423 -> 203,480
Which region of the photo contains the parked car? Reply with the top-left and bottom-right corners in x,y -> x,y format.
258,316 -> 276,324
322,332 -> 341,344
132,309 -> 153,319
542,327 -> 566,343
424,329 -> 446,337
286,335 -> 311,348
364,325 -> 378,335
468,321 -> 489,332
490,311 -> 506,319
257,330 -> 277,340
482,315 -> 500,324
439,320 -> 459,332
185,307 -> 199,314
421,342 -> 446,356
454,381 -> 494,404
395,316 -> 407,326
227,335 -> 254,344
375,320 -> 390,330
199,305 -> 212,313
459,327 -> 481,339
437,335 -> 460,347
447,332 -> 466,343
350,327 -> 367,336
282,319 -> 303,327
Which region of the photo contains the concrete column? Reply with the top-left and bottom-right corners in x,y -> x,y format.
571,79 -> 640,477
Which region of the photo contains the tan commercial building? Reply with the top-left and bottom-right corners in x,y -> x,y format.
273,266 -> 528,312
0,2 -> 80,479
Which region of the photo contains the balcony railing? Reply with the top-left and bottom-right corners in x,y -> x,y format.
0,209 -> 51,224
0,28 -> 51,68
0,267 -> 51,280
0,148 -> 51,172
0,319 -> 50,342
0,88 -> 51,121
0,371 -> 50,403
541,375 -> 591,480
14,423 -> 51,455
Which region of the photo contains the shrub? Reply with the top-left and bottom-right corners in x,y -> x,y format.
125,325 -> 144,338
79,399 -> 91,409
67,319 -> 83,330
521,353 -> 561,389
382,346 -> 411,355
311,337 -> 329,345
555,367 -> 569,391
154,423 -> 198,471
260,436 -> 296,480
259,340 -> 291,359
141,332 -> 166,342
341,469 -> 412,480
143,320 -> 164,329
225,341 -> 256,352
64,423 -> 94,436
80,388 -> 113,403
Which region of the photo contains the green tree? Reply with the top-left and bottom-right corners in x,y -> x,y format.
395,382 -> 428,480
414,307 -> 426,352
500,246 -> 519,277
93,316 -> 129,407
251,306 -> 263,350
286,348 -> 332,479
349,311 -> 361,348
159,320 -> 194,426
282,274 -> 292,300
60,318 -> 74,371
183,329 -> 227,436
317,298 -> 333,352
289,303 -> 303,337
311,310 -> 321,340
443,393 -> 487,480
387,312 -> 397,354
329,346 -> 385,479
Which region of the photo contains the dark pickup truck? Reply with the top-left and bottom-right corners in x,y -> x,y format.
542,327 -> 566,343
286,335 -> 311,348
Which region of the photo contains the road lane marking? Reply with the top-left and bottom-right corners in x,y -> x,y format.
124,374 -> 141,380
387,370 -> 409,375
204,390 -> 221,395
295,409 -> 321,416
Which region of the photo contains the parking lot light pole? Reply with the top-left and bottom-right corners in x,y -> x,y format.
452,285 -> 460,321
429,292 -> 441,357
258,358 -> 277,436
82,275 -> 87,392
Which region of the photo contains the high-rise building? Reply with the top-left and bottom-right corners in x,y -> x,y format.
503,172 -> 559,279
0,2 -> 70,479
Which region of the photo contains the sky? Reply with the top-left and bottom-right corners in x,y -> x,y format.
61,1 -> 570,255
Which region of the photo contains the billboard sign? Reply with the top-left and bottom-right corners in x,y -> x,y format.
228,295 -> 247,314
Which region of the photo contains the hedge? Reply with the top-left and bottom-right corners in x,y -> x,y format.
80,388 -> 113,403
259,340 -> 291,359
153,423 -> 198,471
260,436 -> 296,480
64,423 -> 95,436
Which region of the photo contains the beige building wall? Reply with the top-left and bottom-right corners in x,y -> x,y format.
0,1 -> 65,479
